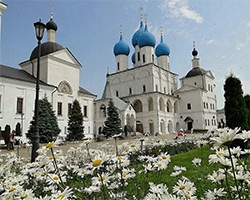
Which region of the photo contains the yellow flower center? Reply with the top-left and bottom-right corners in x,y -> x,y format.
98,176 -> 105,181
122,173 -> 126,178
185,194 -> 191,199
12,182 -> 17,186
161,155 -> 167,159
50,156 -> 54,160
158,163 -> 162,167
92,159 -> 102,167
9,187 -> 16,192
53,176 -> 59,180
131,144 -> 135,147
217,152 -> 223,156
179,185 -> 185,190
22,194 -> 29,198
117,156 -> 123,160
57,194 -> 65,199
41,173 -> 46,177
46,142 -> 54,148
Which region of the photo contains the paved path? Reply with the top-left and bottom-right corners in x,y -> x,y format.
0,133 -> 198,159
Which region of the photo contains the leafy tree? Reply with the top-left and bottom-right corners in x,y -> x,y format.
3,125 -> 11,145
15,122 -> 21,136
27,97 -> 60,143
244,95 -> 250,130
67,99 -> 84,141
102,99 -> 122,138
224,74 -> 248,130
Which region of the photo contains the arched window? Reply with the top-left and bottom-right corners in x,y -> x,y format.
58,81 -> 73,94
100,104 -> 106,118
133,100 -> 143,113
159,98 -> 164,111
174,101 -> 178,113
148,97 -> 153,111
166,100 -> 172,112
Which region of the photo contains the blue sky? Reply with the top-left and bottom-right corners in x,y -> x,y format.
1,0 -> 250,109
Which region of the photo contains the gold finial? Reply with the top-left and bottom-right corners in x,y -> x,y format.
50,4 -> 54,19
144,14 -> 148,25
160,26 -> 163,36
139,7 -> 143,21
119,24 -> 123,35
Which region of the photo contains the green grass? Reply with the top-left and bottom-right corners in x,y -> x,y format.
124,145 -> 219,199
68,145 -> 250,199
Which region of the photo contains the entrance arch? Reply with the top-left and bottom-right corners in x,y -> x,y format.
136,121 -> 144,133
160,119 -> 166,134
167,120 -> 173,133
148,120 -> 154,134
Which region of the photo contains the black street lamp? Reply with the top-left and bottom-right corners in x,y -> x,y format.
31,19 -> 46,162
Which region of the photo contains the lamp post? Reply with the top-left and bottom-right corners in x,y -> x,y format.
31,19 -> 46,162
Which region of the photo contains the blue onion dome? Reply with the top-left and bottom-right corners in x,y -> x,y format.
138,24 -> 156,48
131,52 -> 135,64
155,35 -> 170,57
113,35 -> 130,56
132,21 -> 144,47
46,17 -> 58,31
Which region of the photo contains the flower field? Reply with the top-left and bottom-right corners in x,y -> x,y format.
0,128 -> 249,199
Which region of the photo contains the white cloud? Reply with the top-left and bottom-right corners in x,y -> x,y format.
202,39 -> 215,45
159,0 -> 203,24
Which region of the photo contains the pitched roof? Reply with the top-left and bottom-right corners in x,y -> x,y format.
0,64 -> 51,86
79,86 -> 96,97
101,80 -> 128,111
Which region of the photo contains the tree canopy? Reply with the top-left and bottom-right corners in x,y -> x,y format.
224,74 -> 248,130
27,97 -> 60,143
102,99 -> 122,137
67,99 -> 84,141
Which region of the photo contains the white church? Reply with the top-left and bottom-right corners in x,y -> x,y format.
0,2 -> 218,141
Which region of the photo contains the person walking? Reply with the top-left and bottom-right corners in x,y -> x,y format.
8,131 -> 15,150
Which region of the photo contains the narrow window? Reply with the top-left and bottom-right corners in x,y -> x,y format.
143,54 -> 145,63
68,103 -> 72,116
164,87 -> 166,94
187,103 -> 191,110
143,85 -> 146,92
116,91 -> 119,97
129,87 -> 132,95
58,102 -> 62,116
84,105 -> 88,117
117,62 -> 120,71
155,85 -> 158,91
205,119 -> 207,126
137,52 -> 140,61
152,54 -> 154,62
16,98 -> 23,114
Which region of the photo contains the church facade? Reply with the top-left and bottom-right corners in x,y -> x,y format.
0,14 -> 96,140
0,2 -> 218,140
94,19 -> 217,135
